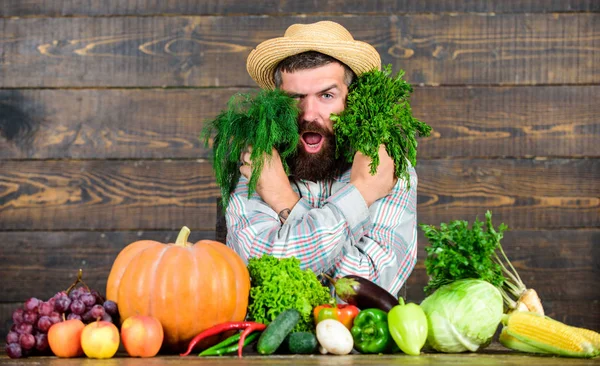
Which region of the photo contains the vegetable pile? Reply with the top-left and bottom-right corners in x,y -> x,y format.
419,211 -> 600,358
417,212 -> 537,353
420,210 -> 543,315
246,255 -> 333,333
331,65 -> 432,186
174,248 -> 600,358
321,274 -> 428,355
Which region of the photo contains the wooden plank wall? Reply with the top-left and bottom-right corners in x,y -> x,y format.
0,2 -> 598,340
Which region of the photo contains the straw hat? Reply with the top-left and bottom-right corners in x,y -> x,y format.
247,21 -> 381,90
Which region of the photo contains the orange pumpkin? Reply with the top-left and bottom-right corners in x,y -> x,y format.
106,226 -> 250,352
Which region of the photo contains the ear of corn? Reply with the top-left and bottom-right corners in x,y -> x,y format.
541,314 -> 600,350
502,311 -> 599,358
499,327 -> 550,354
566,323 -> 600,350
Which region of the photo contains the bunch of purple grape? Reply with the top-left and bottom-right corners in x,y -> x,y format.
4,287 -> 119,359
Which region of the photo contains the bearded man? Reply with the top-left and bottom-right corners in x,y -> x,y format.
226,21 -> 418,296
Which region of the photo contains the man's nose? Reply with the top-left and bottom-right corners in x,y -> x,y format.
300,97 -> 319,122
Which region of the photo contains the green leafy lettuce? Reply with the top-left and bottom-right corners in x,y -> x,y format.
247,255 -> 333,333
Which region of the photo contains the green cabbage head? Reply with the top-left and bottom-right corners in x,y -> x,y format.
420,279 -> 503,353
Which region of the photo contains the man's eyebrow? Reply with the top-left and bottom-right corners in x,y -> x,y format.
286,84 -> 340,98
319,84 -> 339,94
286,91 -> 305,98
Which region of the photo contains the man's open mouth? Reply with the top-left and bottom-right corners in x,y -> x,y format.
301,132 -> 324,153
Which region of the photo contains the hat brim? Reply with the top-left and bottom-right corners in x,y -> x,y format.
247,38 -> 381,90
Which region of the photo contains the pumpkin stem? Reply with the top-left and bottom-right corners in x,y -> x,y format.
175,226 -> 191,247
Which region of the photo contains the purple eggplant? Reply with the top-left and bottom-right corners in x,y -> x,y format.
325,274 -> 399,312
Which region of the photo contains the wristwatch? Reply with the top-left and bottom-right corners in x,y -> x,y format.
278,208 -> 291,224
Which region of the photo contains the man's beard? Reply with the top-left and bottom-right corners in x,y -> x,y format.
287,123 -> 351,182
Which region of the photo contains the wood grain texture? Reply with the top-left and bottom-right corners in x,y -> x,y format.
0,160 -> 219,231
1,1 -> 598,16
1,14 -> 597,87
0,88 -> 246,159
1,86 -> 598,160
417,159 -> 599,229
412,86 -> 600,158
0,159 -> 597,231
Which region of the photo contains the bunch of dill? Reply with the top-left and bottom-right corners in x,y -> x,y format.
331,65 -> 432,187
201,89 -> 300,209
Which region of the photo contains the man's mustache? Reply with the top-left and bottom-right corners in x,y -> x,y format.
298,123 -> 333,137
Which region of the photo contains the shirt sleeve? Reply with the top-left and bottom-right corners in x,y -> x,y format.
225,167 -> 418,296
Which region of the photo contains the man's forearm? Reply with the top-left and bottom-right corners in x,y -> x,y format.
261,186 -> 300,221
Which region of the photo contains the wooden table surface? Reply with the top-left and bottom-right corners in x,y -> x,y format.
1,344 -> 598,365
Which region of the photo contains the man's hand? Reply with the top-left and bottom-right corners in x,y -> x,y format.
350,145 -> 397,207
240,147 -> 300,215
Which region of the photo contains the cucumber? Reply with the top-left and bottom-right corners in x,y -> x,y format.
285,332 -> 318,354
257,309 -> 301,355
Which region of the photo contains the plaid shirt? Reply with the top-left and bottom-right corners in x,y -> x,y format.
225,166 -> 418,296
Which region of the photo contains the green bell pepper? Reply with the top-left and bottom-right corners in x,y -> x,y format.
351,308 -> 395,354
387,297 -> 428,356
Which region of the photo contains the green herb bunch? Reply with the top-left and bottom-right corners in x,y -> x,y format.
247,254 -> 334,333
420,211 -> 530,310
201,89 -> 300,209
331,64 -> 431,186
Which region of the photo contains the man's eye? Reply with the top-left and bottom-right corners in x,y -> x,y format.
322,93 -> 333,99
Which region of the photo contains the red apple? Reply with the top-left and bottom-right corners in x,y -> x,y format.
80,320 -> 120,359
120,315 -> 164,357
48,319 -> 85,358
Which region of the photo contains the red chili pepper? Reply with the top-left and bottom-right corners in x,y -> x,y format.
237,323 -> 266,358
313,304 -> 360,330
180,321 -> 265,356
